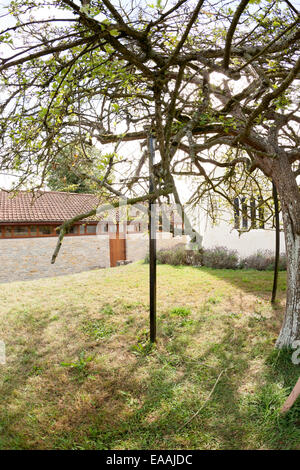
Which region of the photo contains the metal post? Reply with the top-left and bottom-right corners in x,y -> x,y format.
149,133 -> 157,342
271,182 -> 280,304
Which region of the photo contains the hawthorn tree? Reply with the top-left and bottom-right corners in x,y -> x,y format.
0,0 -> 299,347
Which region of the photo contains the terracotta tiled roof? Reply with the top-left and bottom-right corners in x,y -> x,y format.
0,190 -> 103,223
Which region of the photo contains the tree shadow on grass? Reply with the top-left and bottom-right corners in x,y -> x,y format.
2,317 -> 299,450
176,265 -> 287,336
21,317 -> 297,450
0,267 -> 297,450
111,325 -> 300,450
0,312 -> 59,449
48,336 -> 251,450
190,266 -> 286,299
0,316 -> 248,449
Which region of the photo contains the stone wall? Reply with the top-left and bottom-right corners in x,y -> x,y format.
0,235 -> 110,283
0,232 -> 187,284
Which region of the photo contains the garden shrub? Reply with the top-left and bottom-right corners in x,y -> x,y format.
202,246 -> 239,269
144,245 -> 203,266
144,245 -> 287,271
240,250 -> 287,271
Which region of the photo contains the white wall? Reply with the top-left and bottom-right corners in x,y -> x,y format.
200,219 -> 285,257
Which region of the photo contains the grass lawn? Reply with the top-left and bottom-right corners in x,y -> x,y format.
0,262 -> 299,450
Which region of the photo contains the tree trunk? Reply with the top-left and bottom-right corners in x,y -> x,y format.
272,159 -> 300,348
275,208 -> 300,348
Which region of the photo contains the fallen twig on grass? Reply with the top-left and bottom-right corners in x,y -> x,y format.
177,368 -> 227,432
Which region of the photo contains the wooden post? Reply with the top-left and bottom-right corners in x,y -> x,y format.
281,377 -> 300,414
271,182 -> 280,304
149,133 -> 157,343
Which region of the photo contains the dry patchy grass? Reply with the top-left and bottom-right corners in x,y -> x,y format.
0,262 -> 299,450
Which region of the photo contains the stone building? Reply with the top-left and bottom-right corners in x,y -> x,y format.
0,190 -> 186,283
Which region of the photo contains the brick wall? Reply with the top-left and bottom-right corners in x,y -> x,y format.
0,235 -> 110,283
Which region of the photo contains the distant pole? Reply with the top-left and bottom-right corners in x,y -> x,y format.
271,182 -> 280,304
149,133 -> 157,342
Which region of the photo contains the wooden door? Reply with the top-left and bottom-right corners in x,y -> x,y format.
109,229 -> 126,267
